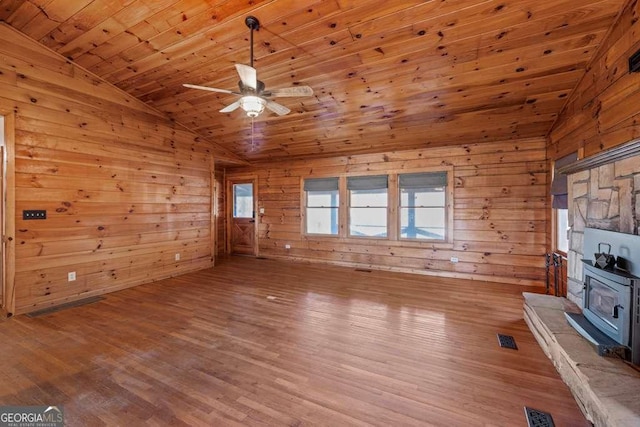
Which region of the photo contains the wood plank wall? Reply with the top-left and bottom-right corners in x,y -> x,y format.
226,138 -> 548,286
0,24 -> 219,315
214,169 -> 226,257
549,0 -> 640,157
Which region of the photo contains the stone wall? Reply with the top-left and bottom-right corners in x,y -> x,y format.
566,155 -> 640,305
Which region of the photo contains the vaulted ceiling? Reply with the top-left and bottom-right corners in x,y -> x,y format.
0,0 -> 627,164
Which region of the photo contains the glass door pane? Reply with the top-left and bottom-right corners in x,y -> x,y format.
233,183 -> 253,218
587,277 -> 619,329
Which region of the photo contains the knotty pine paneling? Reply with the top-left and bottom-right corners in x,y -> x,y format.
226,138 -> 548,286
549,0 -> 640,157
0,24 -> 219,314
214,169 -> 226,257
0,0 -> 623,163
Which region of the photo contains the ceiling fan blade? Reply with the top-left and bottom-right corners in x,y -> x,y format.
265,86 -> 314,97
235,64 -> 257,90
183,83 -> 237,95
220,100 -> 242,113
265,100 -> 290,116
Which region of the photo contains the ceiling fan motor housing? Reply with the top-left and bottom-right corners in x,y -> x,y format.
239,80 -> 265,95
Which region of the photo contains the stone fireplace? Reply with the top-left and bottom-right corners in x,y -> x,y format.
566,154 -> 640,306
525,144 -> 640,426
565,228 -> 640,364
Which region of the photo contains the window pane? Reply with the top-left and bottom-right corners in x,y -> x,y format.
349,207 -> 387,237
233,183 -> 253,218
351,188 -> 388,207
307,190 -> 338,207
400,183 -> 446,240
306,189 -> 338,235
401,188 -> 445,206
307,207 -> 339,235
401,207 -> 445,240
557,209 -> 569,253
349,186 -> 388,238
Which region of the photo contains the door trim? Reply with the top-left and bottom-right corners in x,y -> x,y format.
226,175 -> 258,256
1,111 -> 16,318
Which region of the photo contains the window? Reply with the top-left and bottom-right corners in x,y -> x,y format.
556,208 -> 569,253
304,178 -> 339,235
551,152 -> 576,254
399,172 -> 447,240
233,183 -> 253,218
347,175 -> 388,238
302,170 -> 451,242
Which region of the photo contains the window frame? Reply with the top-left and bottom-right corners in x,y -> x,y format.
550,153 -> 577,256
232,183 -> 254,219
347,175 -> 389,239
554,207 -> 569,255
301,168 -> 453,245
304,183 -> 340,236
398,172 -> 449,242
302,177 -> 342,237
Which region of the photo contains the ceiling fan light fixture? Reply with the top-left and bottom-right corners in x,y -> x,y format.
183,15 -> 312,120
240,95 -> 266,117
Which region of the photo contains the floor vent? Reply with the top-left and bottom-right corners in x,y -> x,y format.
26,296 -> 105,318
497,333 -> 518,350
524,407 -> 555,427
355,268 -> 372,273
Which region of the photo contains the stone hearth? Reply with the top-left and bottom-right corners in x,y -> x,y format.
524,292 -> 640,427
566,154 -> 640,306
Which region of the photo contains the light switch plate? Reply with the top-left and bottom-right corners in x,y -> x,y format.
23,210 -> 47,220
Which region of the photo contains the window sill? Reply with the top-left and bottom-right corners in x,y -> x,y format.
303,233 -> 340,238
303,234 -> 454,249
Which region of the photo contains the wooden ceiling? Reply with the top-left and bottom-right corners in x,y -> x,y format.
0,0 -> 627,164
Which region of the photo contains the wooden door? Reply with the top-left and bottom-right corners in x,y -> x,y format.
229,180 -> 256,255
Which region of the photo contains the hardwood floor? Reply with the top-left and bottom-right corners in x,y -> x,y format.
0,257 -> 588,426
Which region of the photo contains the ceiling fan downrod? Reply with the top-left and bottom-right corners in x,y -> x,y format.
245,16 -> 260,68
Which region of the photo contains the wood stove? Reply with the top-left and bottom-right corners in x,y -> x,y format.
565,228 -> 640,365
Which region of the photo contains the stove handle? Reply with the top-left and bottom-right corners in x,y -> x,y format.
613,304 -> 623,319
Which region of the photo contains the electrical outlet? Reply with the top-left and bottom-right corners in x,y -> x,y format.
285,244 -> 291,249
259,207 -> 265,214
450,257 -> 459,263
68,271 -> 76,282
175,253 -> 180,261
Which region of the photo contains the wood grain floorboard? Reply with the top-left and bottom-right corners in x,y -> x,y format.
0,256 -> 588,426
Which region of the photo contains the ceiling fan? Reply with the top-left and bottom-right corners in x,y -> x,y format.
183,16 -> 313,118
